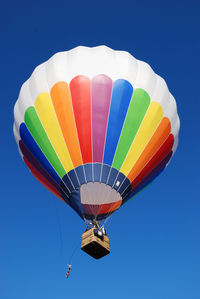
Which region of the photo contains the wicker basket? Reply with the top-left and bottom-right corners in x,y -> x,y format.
81,227 -> 110,259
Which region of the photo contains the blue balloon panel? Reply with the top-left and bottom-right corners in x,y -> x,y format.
103,79 -> 133,165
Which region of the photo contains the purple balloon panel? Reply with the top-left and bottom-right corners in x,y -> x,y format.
92,75 -> 113,162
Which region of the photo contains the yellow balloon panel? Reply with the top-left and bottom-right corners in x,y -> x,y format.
120,102 -> 164,175
35,93 -> 73,172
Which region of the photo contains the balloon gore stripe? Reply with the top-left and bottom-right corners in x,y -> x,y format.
35,93 -> 73,172
50,82 -> 83,167
124,150 -> 173,205
127,117 -> 171,182
70,76 -> 92,164
112,89 -> 151,170
24,157 -> 63,200
92,75 -> 113,163
120,101 -> 164,175
17,75 -> 175,221
19,123 -> 61,184
24,107 -> 66,177
103,79 -> 133,165
19,140 -> 60,191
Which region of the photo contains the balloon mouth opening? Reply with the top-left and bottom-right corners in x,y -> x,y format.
59,163 -> 132,221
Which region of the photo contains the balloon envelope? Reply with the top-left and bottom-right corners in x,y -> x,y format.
14,46 -> 180,222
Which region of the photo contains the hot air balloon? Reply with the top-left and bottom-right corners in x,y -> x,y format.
14,46 -> 180,259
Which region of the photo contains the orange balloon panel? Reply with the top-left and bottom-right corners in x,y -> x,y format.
50,82 -> 83,167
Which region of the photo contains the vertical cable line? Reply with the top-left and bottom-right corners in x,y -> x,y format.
82,165 -> 87,185
105,167 -> 112,185
52,196 -> 65,263
92,163 -> 94,182
99,163 -> 104,182
111,169 -> 120,189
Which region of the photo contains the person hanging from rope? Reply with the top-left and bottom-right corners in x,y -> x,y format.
66,264 -> 72,279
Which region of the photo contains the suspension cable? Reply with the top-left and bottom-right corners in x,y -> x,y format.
52,198 -> 65,263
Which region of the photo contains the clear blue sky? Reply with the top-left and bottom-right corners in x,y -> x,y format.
1,0 -> 200,298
